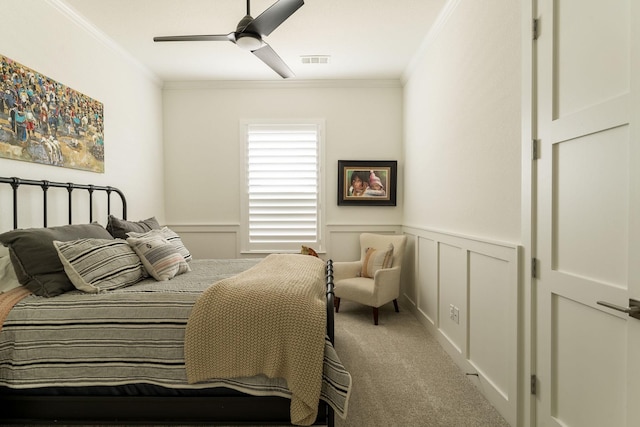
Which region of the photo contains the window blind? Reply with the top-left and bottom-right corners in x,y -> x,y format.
243,123 -> 321,252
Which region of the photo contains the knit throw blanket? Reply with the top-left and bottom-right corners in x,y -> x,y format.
184,254 -> 327,426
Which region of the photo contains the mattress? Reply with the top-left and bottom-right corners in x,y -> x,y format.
0,259 -> 351,418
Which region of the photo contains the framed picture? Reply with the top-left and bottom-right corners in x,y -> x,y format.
338,160 -> 397,206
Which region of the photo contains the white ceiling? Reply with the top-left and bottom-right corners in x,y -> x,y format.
61,0 -> 446,82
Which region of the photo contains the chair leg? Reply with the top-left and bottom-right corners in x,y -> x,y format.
372,307 -> 379,325
393,299 -> 399,313
335,297 -> 341,312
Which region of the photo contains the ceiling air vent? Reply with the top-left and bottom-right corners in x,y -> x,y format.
301,55 -> 330,64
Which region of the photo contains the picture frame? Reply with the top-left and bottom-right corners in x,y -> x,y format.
338,160 -> 397,206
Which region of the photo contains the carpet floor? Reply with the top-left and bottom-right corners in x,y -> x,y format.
333,300 -> 510,427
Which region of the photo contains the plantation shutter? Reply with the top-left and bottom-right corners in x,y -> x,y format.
243,123 -> 321,252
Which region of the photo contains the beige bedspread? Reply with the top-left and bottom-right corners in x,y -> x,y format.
184,254 -> 327,426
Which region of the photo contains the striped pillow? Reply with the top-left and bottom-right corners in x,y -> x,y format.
53,238 -> 145,293
361,244 -> 394,278
126,235 -> 191,281
128,227 -> 192,262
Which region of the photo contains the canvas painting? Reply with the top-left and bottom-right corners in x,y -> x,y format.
0,54 -> 104,173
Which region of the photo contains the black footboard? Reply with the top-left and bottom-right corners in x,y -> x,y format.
326,259 -> 335,345
325,259 -> 336,427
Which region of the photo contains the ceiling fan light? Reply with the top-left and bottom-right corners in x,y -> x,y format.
236,34 -> 262,51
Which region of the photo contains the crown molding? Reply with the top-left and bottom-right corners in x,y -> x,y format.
162,79 -> 402,91
47,0 -> 162,86
402,0 -> 463,84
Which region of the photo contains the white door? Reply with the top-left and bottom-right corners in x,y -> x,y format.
534,0 -> 640,426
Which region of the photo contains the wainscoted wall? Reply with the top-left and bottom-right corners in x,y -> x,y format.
168,223 -> 403,260
402,226 -> 521,427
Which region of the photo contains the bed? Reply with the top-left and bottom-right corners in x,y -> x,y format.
0,176 -> 350,426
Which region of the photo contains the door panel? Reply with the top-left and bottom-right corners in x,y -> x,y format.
554,0 -> 629,117
552,296 -> 626,427
553,126 -> 629,286
535,0 -> 638,426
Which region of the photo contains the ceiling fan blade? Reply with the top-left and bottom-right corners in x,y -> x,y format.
154,33 -> 235,42
252,43 -> 294,78
245,0 -> 304,37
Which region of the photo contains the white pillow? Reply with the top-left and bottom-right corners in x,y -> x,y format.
128,227 -> 192,262
53,238 -> 145,293
0,245 -> 22,293
126,235 -> 190,281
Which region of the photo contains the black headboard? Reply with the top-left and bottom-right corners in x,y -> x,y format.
0,177 -> 127,230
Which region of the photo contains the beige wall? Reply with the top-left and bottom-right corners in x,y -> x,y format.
0,1 -> 522,258
0,0 -> 165,231
403,0 -> 522,243
161,80 -> 405,259
400,1 -> 524,424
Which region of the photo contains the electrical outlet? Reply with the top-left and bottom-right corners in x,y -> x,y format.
449,304 -> 455,320
453,306 -> 459,324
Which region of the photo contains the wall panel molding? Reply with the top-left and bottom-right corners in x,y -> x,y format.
402,225 -> 521,426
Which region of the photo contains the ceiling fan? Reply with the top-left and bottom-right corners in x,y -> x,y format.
153,0 -> 304,79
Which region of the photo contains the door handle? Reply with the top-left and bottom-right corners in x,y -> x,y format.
597,299 -> 640,320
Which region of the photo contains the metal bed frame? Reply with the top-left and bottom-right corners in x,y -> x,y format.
0,176 -> 127,229
0,176 -> 336,426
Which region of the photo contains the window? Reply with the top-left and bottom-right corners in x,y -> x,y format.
240,120 -> 324,253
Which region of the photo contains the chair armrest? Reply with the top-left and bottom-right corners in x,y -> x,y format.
372,266 -> 402,306
373,266 -> 401,288
332,260 -> 362,282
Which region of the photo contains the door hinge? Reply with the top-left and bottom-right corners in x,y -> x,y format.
532,258 -> 538,278
533,18 -> 540,40
531,374 -> 537,395
532,139 -> 539,160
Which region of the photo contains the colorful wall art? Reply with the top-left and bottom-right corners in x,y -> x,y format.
0,54 -> 104,173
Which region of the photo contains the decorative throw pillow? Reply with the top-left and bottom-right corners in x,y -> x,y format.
106,215 -> 161,239
361,244 -> 394,278
126,235 -> 190,281
0,223 -> 114,297
0,245 -> 22,293
128,227 -> 192,262
53,238 -> 145,293
301,245 -> 319,257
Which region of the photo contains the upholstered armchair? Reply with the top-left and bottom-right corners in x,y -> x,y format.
333,233 -> 407,325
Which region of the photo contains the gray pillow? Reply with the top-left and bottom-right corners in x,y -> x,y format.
106,215 -> 160,239
0,223 -> 113,297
